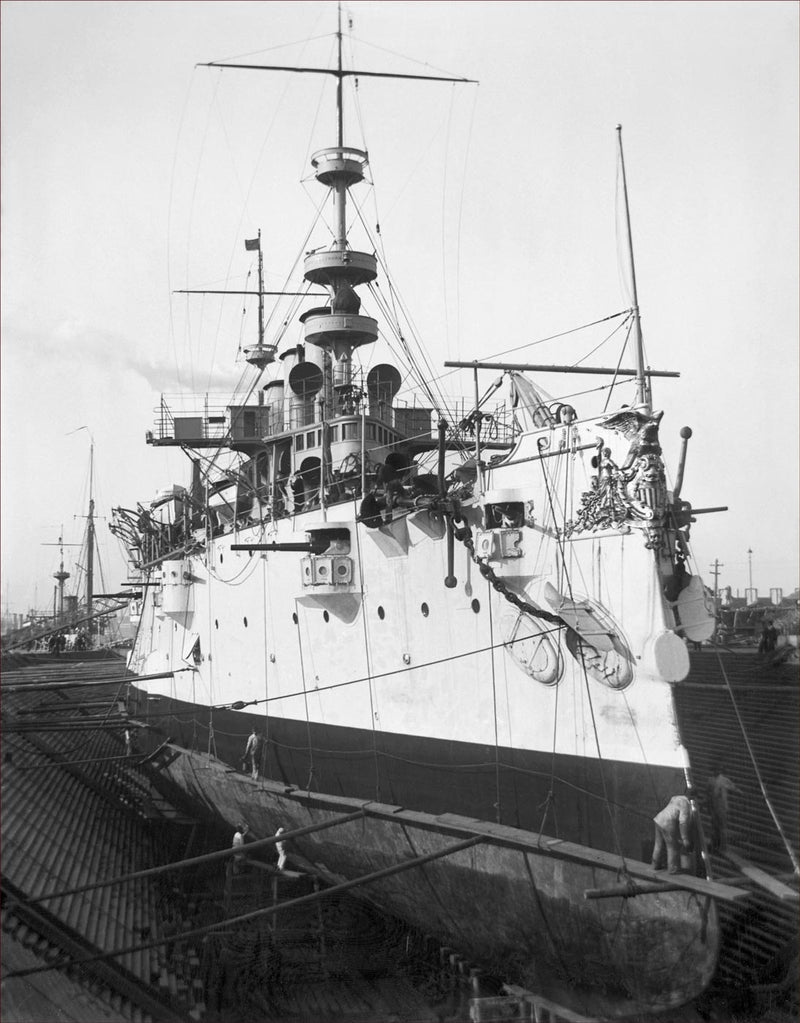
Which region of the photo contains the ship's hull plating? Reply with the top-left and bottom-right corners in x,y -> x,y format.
134,689 -> 685,860
151,743 -> 720,1018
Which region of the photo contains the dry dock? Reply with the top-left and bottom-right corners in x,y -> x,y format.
1,651 -> 797,1022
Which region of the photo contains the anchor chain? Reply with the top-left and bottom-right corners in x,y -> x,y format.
450,515 -> 565,628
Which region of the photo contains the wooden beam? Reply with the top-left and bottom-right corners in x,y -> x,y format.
584,877 -> 742,902
725,850 -> 799,902
282,791 -> 752,901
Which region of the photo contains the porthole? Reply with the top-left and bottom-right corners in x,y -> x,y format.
421,603 -> 429,617
292,612 -> 299,625
323,610 -> 330,623
377,606 -> 385,620
243,617 -> 248,628
471,599 -> 481,614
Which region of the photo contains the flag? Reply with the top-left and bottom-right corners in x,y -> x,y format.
244,237 -> 260,251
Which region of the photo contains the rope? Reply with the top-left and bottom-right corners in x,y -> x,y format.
478,309 -> 632,363
440,83 -> 456,360
713,647 -> 800,874
534,446 -> 630,873
260,547 -> 271,781
293,598 -> 316,793
487,576 -> 502,823
602,317 -> 635,414
353,495 -> 382,802
455,86 -> 478,360
572,310 -> 633,368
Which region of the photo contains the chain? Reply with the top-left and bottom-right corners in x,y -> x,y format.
451,516 -> 565,628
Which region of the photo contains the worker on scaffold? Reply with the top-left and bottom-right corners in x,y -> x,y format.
651,793 -> 693,874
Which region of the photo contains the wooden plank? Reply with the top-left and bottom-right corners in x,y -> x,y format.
503,983 -> 597,1022
469,994 -> 524,1021
725,850 -> 800,902
535,838 -> 750,902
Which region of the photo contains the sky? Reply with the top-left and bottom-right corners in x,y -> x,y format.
2,0 -> 798,616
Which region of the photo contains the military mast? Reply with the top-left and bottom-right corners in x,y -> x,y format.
617,124 -> 651,410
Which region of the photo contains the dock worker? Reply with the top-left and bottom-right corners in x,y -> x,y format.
707,766 -> 741,854
275,827 -> 287,870
758,619 -> 779,654
652,794 -> 692,874
242,727 -> 263,779
232,822 -> 249,874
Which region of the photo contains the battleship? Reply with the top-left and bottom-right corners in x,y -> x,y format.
99,10 -> 796,1020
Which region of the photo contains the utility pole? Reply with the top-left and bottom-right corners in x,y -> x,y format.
709,559 -> 724,596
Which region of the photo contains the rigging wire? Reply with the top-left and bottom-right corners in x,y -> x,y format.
477,309 -> 631,364
614,148 -> 634,314
455,85 -> 479,359
571,311 -> 633,367
293,597 -> 316,793
167,68 -> 214,395
203,33 -> 336,67
486,576 -> 502,823
347,33 -> 470,80
601,317 -> 635,414
351,495 -> 384,803
260,546 -> 272,779
182,71 -> 226,394
712,650 -> 800,873
211,626 -> 563,711
301,34 -> 338,174
8,752 -> 147,773
535,443 -> 630,871
440,83 -> 456,361
346,16 -> 368,152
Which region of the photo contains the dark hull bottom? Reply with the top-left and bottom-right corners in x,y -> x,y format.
152,747 -> 720,1018
133,689 -> 685,863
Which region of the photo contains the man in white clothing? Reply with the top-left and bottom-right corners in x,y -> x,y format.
652,794 -> 692,874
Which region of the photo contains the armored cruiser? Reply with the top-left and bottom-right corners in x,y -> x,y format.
110,12 -> 734,1017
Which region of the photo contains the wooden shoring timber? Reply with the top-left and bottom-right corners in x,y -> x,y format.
276,789 -> 752,903
1,878 -> 186,1022
725,850 -> 800,902
467,989 -> 598,1022
584,878 -> 731,901
2,670 -> 178,693
5,835 -> 486,981
1,718 -> 141,733
17,809 -> 368,908
503,982 -> 599,1022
